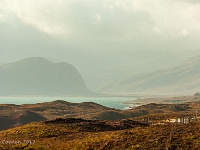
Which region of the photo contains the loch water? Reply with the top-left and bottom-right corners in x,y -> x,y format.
0,96 -> 138,110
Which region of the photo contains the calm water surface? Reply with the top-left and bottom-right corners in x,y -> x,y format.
0,96 -> 137,110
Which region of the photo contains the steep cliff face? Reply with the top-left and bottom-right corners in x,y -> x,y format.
0,57 -> 94,96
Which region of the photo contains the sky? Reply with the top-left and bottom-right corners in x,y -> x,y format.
1,0 -> 200,88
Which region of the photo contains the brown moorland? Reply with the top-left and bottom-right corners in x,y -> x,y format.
0,96 -> 199,149
0,118 -> 199,150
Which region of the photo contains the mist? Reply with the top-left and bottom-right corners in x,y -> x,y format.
1,0 -> 200,94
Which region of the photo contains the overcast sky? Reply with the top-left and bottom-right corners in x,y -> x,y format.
1,0 -> 200,87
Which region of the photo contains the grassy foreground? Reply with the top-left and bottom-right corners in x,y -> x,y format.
0,119 -> 199,150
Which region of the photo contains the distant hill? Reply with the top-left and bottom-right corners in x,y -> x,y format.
0,99 -> 199,150
1,98 -> 199,131
0,100 -> 118,130
0,107 -> 47,130
96,55 -> 200,95
0,57 -> 95,96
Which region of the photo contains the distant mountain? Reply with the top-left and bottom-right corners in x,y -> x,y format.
96,55 -> 200,95
85,50 -> 198,91
0,57 -> 95,96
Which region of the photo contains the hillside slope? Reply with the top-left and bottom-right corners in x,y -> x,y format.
96,55 -> 200,95
0,100 -> 118,130
1,98 -> 199,131
0,118 -> 199,150
0,57 -> 94,96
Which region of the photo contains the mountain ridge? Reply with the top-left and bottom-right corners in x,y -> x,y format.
96,55 -> 200,95
0,57 -> 95,96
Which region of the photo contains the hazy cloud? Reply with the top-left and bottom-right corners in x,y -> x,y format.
1,0 -> 200,88
1,0 -> 200,40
